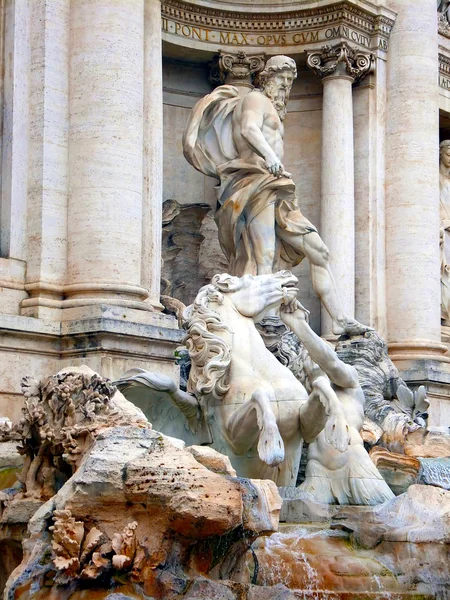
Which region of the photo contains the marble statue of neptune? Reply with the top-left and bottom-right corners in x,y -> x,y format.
184,55 -> 366,335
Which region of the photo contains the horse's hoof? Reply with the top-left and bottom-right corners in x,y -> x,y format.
258,424 -> 285,467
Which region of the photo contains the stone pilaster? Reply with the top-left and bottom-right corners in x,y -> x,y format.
21,0 -> 70,318
307,43 -> 373,336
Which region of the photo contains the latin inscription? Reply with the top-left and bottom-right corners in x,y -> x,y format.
440,75 -> 450,90
161,18 -> 384,50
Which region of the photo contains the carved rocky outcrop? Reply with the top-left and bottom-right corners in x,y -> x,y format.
0,366 -> 148,502
4,425 -> 282,599
1,365 -> 284,599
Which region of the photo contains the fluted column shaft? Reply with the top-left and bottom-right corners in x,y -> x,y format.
307,43 -> 372,336
67,0 -> 148,309
320,72 -> 355,335
385,0 -> 447,361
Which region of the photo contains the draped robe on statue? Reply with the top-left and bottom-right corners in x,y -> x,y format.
183,85 -> 317,276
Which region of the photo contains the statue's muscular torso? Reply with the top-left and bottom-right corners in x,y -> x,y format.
232,89 -> 284,164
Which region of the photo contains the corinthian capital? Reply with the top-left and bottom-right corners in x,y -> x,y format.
210,50 -> 266,88
306,42 -> 374,84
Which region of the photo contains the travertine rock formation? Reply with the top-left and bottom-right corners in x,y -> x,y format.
2,367 -> 282,600
0,366 -> 148,501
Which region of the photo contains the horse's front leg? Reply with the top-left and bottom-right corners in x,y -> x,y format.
226,388 -> 285,467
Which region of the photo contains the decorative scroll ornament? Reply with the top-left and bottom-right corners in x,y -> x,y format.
210,50 -> 266,88
306,42 -> 374,84
438,0 -> 450,35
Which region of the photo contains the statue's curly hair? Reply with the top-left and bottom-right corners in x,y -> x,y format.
182,274 -> 241,401
259,55 -> 297,87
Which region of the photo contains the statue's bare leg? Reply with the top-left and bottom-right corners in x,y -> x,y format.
226,388 -> 285,467
277,228 -> 370,335
247,203 -> 277,275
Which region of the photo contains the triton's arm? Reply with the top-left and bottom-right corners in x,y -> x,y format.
281,301 -> 359,389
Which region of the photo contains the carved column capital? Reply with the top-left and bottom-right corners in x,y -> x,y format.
210,50 -> 266,88
438,1 -> 450,35
306,42 -> 374,84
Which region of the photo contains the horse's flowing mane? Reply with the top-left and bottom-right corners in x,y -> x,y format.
183,274 -> 240,400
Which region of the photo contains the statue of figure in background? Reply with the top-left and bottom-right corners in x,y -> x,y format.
439,140 -> 450,324
183,55 -> 367,336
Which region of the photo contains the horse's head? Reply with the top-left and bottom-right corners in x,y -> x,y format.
212,270 -> 299,320
182,270 -> 298,401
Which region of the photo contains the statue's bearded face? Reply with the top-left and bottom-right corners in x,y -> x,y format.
261,69 -> 294,121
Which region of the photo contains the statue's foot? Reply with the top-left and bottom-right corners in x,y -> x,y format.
332,317 -> 373,336
257,423 -> 285,467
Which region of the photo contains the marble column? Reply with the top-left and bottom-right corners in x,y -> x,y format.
385,0 -> 448,363
307,43 -> 373,336
66,0 -> 149,310
142,0 -> 164,310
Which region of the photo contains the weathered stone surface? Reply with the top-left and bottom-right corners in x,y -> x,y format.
419,457 -> 450,489
404,427 -> 450,458
0,365 -> 149,502
246,584 -> 298,600
182,577 -> 237,600
0,441 -> 22,471
369,446 -> 420,495
278,488 -> 339,523
334,484 -> 450,546
4,425 -> 281,599
186,445 -> 237,476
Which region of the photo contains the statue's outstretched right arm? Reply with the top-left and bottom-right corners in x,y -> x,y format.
280,301 -> 359,389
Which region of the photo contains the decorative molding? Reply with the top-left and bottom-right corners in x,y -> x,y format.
306,42 -> 374,84
161,0 -> 395,53
439,52 -> 450,91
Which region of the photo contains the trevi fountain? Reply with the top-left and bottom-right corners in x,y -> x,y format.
0,0 -> 450,598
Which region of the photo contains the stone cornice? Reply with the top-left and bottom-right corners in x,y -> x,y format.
161,0 -> 396,55
438,51 -> 450,93
439,52 -> 450,77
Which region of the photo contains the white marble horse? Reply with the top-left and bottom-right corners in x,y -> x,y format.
118,271 -> 350,486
